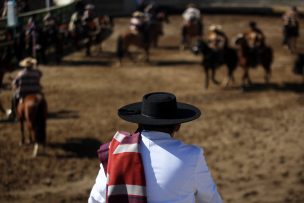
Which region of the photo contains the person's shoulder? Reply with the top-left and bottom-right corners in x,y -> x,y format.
174,139 -> 203,155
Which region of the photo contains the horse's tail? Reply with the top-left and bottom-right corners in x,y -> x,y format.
35,97 -> 47,145
116,35 -> 125,61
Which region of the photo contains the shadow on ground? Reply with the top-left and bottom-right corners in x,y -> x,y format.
242,82 -> 304,93
55,60 -> 112,67
48,137 -> 102,159
152,60 -> 200,67
48,110 -> 79,120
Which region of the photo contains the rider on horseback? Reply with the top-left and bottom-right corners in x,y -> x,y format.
82,4 -> 98,56
68,4 -> 84,35
144,2 -> 158,22
9,57 -> 43,121
245,21 -> 266,65
130,11 -> 149,45
282,6 -> 299,53
207,25 -> 228,64
43,12 -> 58,31
182,3 -> 203,43
246,21 -> 265,49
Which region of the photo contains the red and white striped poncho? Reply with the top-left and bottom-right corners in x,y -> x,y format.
98,131 -> 147,203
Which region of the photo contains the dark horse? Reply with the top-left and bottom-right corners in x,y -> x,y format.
181,19 -> 203,50
148,11 -> 170,48
234,34 -> 273,86
17,94 -> 48,157
192,39 -> 238,89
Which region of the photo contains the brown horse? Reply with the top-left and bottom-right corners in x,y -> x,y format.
181,19 -> 203,50
17,94 -> 48,157
116,30 -> 150,65
234,33 -> 273,86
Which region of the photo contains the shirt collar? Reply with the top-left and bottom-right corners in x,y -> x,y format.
141,130 -> 172,140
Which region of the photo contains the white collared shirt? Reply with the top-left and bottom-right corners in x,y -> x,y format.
88,131 -> 223,203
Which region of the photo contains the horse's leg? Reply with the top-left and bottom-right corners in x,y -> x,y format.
180,26 -> 187,51
144,45 -> 150,62
204,66 -> 210,89
32,143 -> 39,158
85,36 -> 92,56
263,64 -> 271,84
291,37 -> 297,54
25,109 -> 35,144
19,119 -> 25,146
242,66 -> 251,86
211,66 -> 220,85
222,65 -> 234,88
0,99 -> 5,114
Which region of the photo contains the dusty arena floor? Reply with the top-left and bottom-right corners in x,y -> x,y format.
0,15 -> 304,203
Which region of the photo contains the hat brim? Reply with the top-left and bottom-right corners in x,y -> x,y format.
118,102 -> 201,126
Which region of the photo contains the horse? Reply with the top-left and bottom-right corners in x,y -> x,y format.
234,33 -> 273,86
192,39 -> 238,89
181,19 -> 203,50
68,15 -> 113,56
283,23 -> 299,54
24,23 -> 47,63
17,94 -> 48,157
93,15 -> 114,52
116,27 -> 151,65
148,11 -> 170,48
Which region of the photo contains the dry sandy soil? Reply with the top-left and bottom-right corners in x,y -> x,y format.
0,15 -> 304,203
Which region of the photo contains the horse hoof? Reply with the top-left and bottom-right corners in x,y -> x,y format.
32,143 -> 39,158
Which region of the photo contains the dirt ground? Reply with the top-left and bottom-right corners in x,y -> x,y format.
0,14 -> 304,203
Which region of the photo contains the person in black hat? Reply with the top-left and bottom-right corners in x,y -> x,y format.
88,92 -> 223,203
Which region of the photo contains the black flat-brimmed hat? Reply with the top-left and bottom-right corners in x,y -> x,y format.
118,92 -> 201,125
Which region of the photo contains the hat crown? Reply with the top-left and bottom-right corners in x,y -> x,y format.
141,92 -> 177,119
